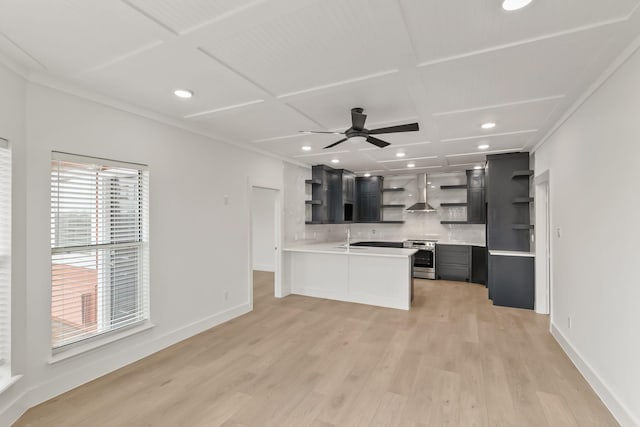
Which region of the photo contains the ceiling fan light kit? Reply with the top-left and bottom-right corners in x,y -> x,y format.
349,136 -> 367,144
300,107 -> 420,150
502,0 -> 533,11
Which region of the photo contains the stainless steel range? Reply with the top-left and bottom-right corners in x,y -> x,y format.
404,239 -> 437,279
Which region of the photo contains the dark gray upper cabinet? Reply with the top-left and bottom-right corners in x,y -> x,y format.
327,169 -> 343,223
342,171 -> 355,203
466,170 -> 486,224
356,176 -> 383,222
486,152 -> 531,251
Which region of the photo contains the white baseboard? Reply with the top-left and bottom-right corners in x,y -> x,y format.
2,303 -> 252,427
551,322 -> 639,427
0,387 -> 29,427
252,264 -> 275,272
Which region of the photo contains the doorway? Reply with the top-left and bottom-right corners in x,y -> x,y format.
535,172 -> 551,317
250,186 -> 281,308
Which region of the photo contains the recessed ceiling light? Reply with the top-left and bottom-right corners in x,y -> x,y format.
396,152 -> 406,158
427,181 -> 431,185
474,165 -> 484,170
301,145 -> 312,151
331,159 -> 340,164
174,89 -> 193,99
364,173 -> 371,177
502,0 -> 533,11
481,122 -> 496,130
478,144 -> 490,150
407,163 -> 415,168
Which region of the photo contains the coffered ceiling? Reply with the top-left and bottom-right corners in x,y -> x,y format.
1,0 -> 639,174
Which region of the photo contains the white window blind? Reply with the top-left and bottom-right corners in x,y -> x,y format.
0,139 -> 10,373
50,153 -> 149,350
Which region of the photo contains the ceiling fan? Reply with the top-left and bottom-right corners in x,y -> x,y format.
300,107 -> 419,149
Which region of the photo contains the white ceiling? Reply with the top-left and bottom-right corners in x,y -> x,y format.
1,0 -> 639,175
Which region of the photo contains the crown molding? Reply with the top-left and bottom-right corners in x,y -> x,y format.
23,70 -> 310,169
531,30 -> 640,153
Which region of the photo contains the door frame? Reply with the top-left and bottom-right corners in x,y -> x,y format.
248,184 -> 283,309
534,170 -> 551,318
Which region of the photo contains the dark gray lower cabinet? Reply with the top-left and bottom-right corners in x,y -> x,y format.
471,246 -> 487,285
436,244 -> 471,282
488,255 -> 534,309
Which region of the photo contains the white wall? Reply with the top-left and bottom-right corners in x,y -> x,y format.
251,187 -> 277,271
0,60 -> 28,425
534,46 -> 640,426
0,66 -> 285,425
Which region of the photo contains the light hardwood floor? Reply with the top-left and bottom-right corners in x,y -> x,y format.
16,272 -> 617,427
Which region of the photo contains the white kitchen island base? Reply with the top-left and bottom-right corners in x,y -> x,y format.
283,244 -> 416,310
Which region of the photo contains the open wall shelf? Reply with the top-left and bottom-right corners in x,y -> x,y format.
440,202 -> 467,207
382,204 -> 406,208
305,179 -> 322,185
512,224 -> 534,230
511,170 -> 534,179
512,197 -> 534,204
305,200 -> 322,205
440,184 -> 467,190
382,187 -> 405,192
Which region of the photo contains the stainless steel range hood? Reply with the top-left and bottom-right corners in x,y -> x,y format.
406,173 -> 436,212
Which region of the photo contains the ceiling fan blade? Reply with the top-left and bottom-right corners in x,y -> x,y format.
351,109 -> 367,130
323,138 -> 348,149
368,122 -> 419,135
366,136 -> 391,148
299,130 -> 344,135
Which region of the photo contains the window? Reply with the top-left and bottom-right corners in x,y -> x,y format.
50,153 -> 149,350
0,139 -> 10,378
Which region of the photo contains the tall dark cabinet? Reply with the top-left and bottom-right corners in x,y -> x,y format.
486,153 -> 532,251
486,152 -> 535,310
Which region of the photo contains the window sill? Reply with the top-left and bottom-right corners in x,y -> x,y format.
48,322 -> 155,365
0,375 -> 22,395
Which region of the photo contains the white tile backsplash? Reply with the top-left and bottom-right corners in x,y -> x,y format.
283,166 -> 486,246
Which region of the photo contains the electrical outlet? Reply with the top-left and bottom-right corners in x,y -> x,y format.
557,227 -> 561,238
567,317 -> 572,329
224,291 -> 229,300
224,195 -> 229,205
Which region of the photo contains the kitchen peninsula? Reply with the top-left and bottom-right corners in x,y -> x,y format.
283,242 -> 417,310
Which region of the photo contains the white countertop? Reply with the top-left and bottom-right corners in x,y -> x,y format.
283,242 -> 418,258
489,250 -> 535,258
437,241 -> 486,247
